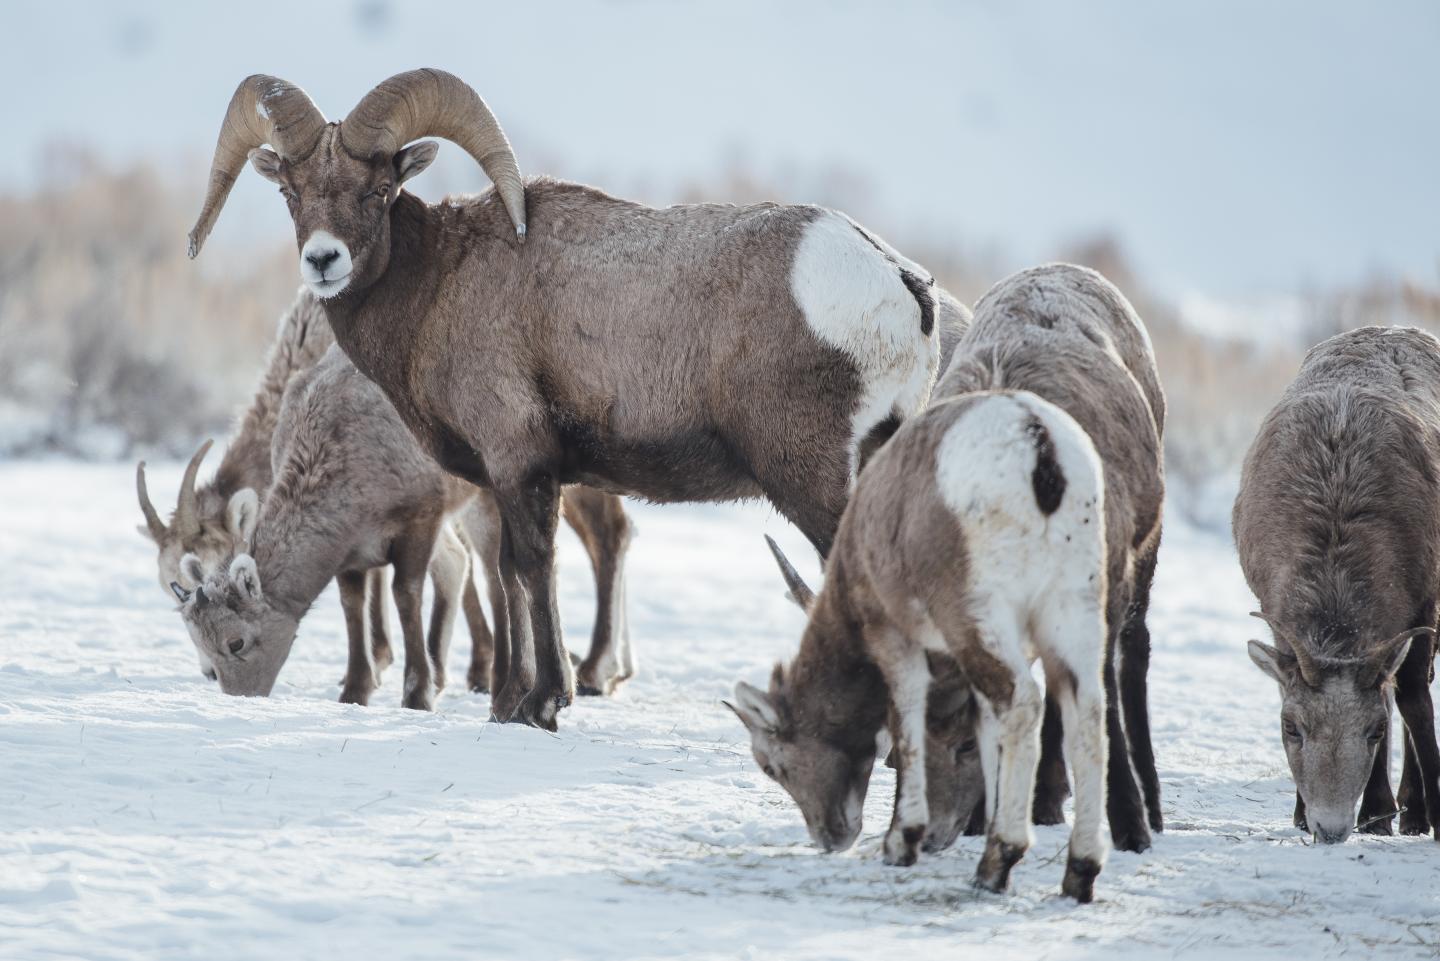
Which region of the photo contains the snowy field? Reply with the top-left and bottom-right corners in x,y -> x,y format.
1,459 -> 1438,961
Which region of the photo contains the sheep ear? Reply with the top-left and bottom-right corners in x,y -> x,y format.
179,553 -> 206,587
1248,640 -> 1296,685
248,148 -> 284,184
230,554 -> 262,601
724,681 -> 782,735
394,141 -> 438,187
226,489 -> 259,545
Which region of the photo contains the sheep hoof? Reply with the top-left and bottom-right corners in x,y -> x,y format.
1061,855 -> 1101,903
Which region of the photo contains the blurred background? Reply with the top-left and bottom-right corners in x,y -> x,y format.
1,0 -> 1436,528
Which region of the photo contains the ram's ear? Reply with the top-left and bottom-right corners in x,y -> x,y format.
1248,640 -> 1298,686
179,553 -> 206,587
249,148 -> 284,185
724,680 -> 783,735
226,489 -> 259,545
230,554 -> 263,601
394,141 -> 438,187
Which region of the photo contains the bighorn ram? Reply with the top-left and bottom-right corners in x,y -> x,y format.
1235,325 -> 1440,842
932,264 -> 1167,854
731,388 -> 1111,901
188,69 -> 949,729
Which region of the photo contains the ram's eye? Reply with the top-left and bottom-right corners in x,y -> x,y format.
228,638 -> 245,655
762,764 -> 777,779
955,738 -> 978,757
366,186 -> 390,203
1366,724 -> 1385,745
1282,719 -> 1302,741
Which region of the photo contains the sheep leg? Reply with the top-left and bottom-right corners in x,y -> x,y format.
494,474 -> 574,731
1394,631 -> 1440,838
1399,728 -> 1427,835
1032,695 -> 1070,825
365,567 -> 394,675
564,488 -> 634,696
456,496 -> 507,695
338,570 -> 377,705
392,528 -> 439,711
969,604 -> 1042,895
874,638 -> 931,867
425,524 -> 470,695
1038,595 -> 1109,904
1103,603 -> 1152,853
1118,542 -> 1163,832
1358,712 -> 1396,835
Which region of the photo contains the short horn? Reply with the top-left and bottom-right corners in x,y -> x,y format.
765,535 -> 816,610
170,581 -> 192,604
341,68 -> 526,239
1251,610 -> 1321,687
174,439 -> 214,539
188,75 -> 328,258
136,461 -> 168,541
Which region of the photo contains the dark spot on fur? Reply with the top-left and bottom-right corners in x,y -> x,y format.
1025,417 -> 1066,515
849,223 -> 934,336
857,413 -> 902,475
899,269 -> 935,336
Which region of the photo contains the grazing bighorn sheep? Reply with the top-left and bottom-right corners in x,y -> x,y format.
176,346 -> 484,707
1235,325 -> 1440,842
187,69 -> 945,729
731,389 -> 1111,901
930,264 -> 1167,854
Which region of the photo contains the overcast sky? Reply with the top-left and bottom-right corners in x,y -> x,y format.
2,0 -> 1435,298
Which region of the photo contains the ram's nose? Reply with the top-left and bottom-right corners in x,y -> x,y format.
305,248 -> 341,273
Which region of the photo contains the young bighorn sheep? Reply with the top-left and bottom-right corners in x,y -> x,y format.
187,69 -> 944,729
730,390 -> 1111,901
176,345 -> 484,707
931,264 -> 1167,854
1235,325 -> 1440,842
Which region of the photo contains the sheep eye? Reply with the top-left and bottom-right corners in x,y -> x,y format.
762,764 -> 777,780
1366,724 -> 1385,744
955,738 -> 978,757
1282,719 -> 1302,741
228,638 -> 245,655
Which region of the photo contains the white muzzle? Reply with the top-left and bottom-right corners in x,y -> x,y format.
300,230 -> 353,298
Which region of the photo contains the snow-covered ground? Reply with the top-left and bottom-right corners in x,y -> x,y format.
1,460 -> 1437,960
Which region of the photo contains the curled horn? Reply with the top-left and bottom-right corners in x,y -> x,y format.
1250,611 -> 1320,687
136,461 -> 167,541
173,440 -> 214,540
341,68 -> 526,240
188,75 -> 328,258
765,535 -> 816,610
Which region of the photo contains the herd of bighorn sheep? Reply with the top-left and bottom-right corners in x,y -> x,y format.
131,67 -> 1436,903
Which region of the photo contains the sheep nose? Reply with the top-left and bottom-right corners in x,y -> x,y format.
306,248 -> 341,273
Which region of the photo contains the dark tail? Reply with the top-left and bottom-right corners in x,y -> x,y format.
1025,416 -> 1067,516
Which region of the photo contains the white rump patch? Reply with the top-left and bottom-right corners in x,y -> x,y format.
934,392 -> 1106,628
789,212 -> 939,479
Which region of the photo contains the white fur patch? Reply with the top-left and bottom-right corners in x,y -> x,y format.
789,212 -> 938,479
299,230 -> 353,299
935,391 -> 1106,664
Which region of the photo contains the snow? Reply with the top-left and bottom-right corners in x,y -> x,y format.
1,459 -> 1437,960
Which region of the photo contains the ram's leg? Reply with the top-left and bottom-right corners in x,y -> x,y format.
493,473 -> 573,731
457,495 -> 507,695
1400,728 -> 1428,835
365,567 -> 395,675
392,528 -> 439,712
1395,630 -> 1440,838
425,523 -> 469,694
1038,595 -> 1109,904
1032,695 -> 1070,825
564,488 -> 635,696
967,605 -> 1042,894
338,569 -> 378,706
1104,618 -> 1151,853
875,638 -> 932,867
1358,711 -> 1396,835
1119,542 -> 1163,833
